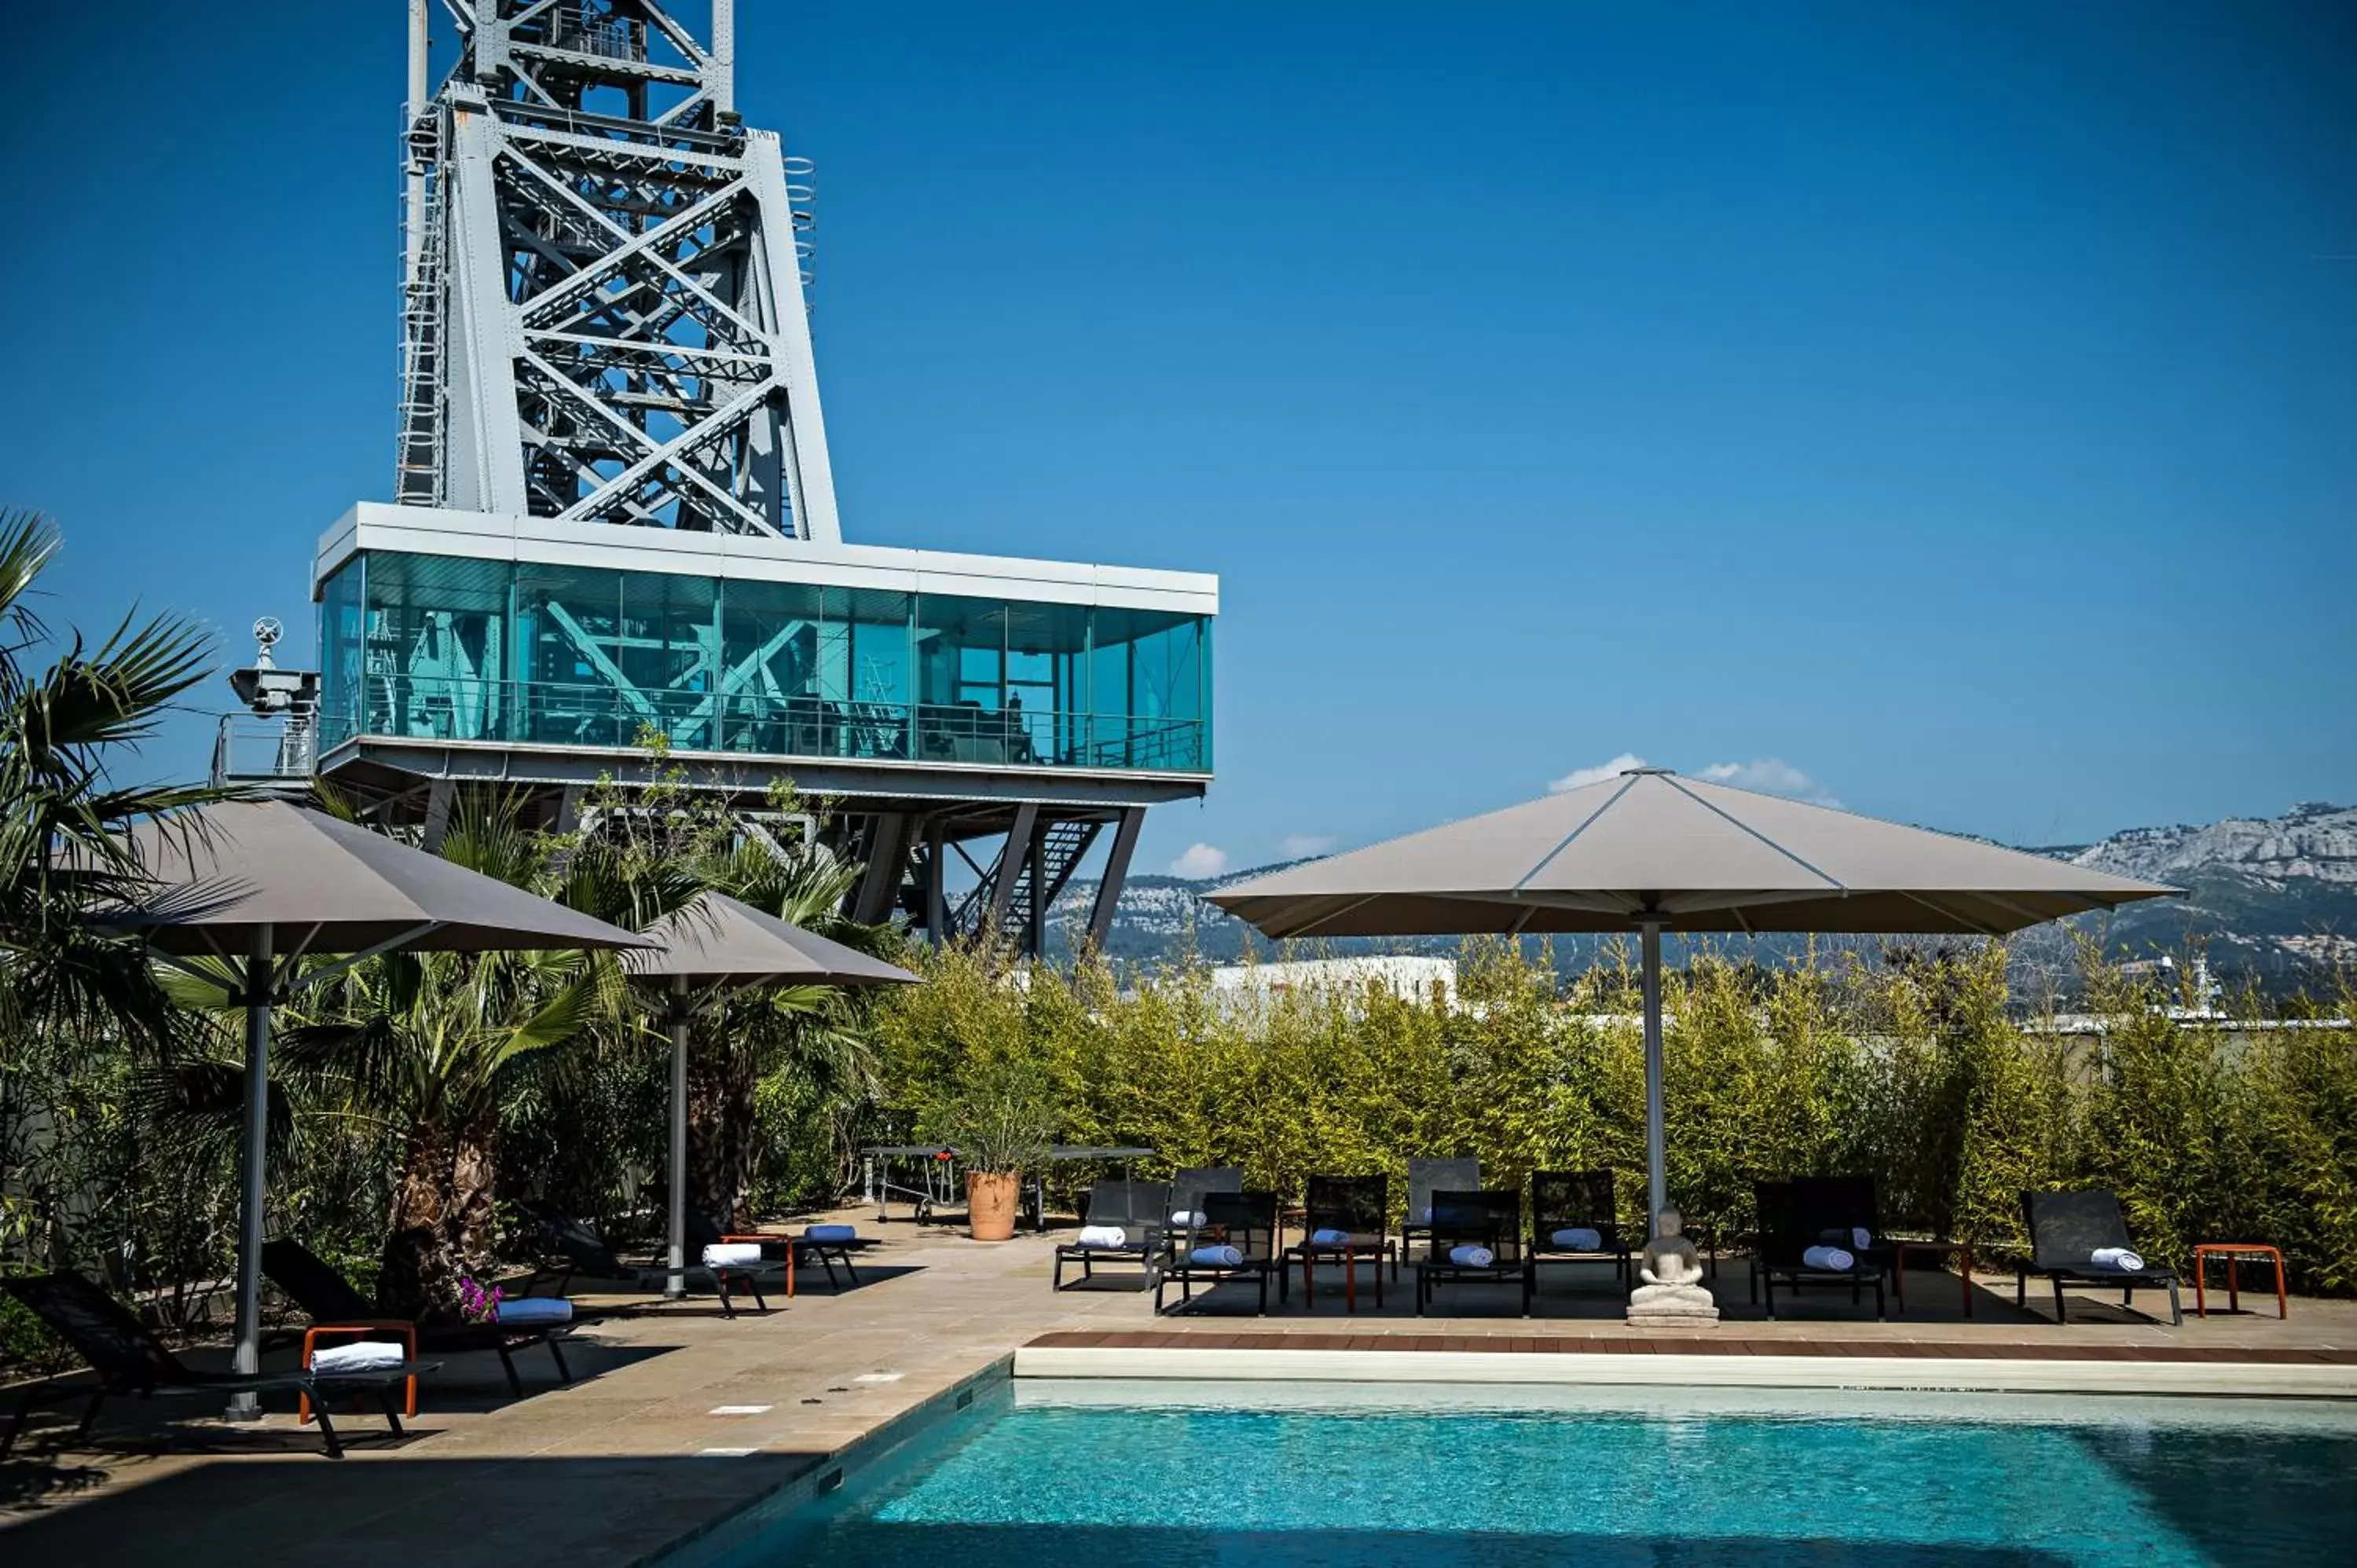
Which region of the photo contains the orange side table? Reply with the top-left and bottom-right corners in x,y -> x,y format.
2191,1243 -> 2287,1320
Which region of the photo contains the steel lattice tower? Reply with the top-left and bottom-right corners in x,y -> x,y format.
397,0 -> 840,540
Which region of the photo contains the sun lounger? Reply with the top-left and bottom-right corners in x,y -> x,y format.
526,1203 -> 771,1315
681,1211 -> 877,1296
1168,1165 -> 1244,1229
1528,1169 -> 1633,1288
1,1272 -> 433,1459
1415,1189 -> 1531,1316
2016,1189 -> 2181,1326
1052,1179 -> 1171,1290
1402,1158 -> 1479,1256
1285,1174 -> 1397,1308
1155,1191 -> 1288,1315
1750,1179 -> 1886,1319
262,1236 -> 571,1410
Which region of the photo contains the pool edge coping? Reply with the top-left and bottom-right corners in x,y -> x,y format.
1012,1344 -> 2357,1399
633,1354 -> 1014,1568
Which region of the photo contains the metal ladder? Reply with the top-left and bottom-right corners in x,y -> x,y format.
394,113 -> 446,506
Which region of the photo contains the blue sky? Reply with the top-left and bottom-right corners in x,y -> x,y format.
4,2 -> 2352,877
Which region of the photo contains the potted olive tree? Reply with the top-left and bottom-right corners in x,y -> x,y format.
921,1058 -> 1059,1241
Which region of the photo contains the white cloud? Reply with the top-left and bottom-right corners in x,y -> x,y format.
1549,753 -> 1648,793
1700,758 -> 1842,807
1278,833 -> 1338,859
1168,842 -> 1231,879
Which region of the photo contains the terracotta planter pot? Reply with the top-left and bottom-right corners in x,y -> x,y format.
966,1171 -> 1022,1241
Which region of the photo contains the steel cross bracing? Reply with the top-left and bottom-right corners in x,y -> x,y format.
398,1 -> 838,540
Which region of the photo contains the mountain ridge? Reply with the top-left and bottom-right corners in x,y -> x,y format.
1043,800 -> 2357,984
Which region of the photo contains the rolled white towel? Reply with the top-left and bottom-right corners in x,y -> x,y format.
1852,1227 -> 1874,1250
1447,1244 -> 1495,1268
1075,1224 -> 1130,1248
2090,1247 -> 2146,1273
1309,1227 -> 1352,1247
1802,1244 -> 1857,1271
1552,1226 -> 1604,1251
1187,1244 -> 1244,1268
1168,1210 -> 1208,1229
494,1295 -> 573,1324
804,1223 -> 857,1243
310,1339 -> 405,1374
702,1242 -> 764,1268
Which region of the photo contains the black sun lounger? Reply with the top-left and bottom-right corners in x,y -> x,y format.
1416,1189 -> 1531,1317
1157,1190 -> 1288,1315
1528,1169 -> 1633,1288
2017,1189 -> 2182,1326
1402,1158 -> 1480,1257
686,1211 -> 879,1295
1052,1179 -> 1171,1290
1751,1180 -> 1886,1319
1,1272 -> 433,1459
263,1236 -> 572,1404
1285,1174 -> 1398,1308
527,1204 -> 770,1315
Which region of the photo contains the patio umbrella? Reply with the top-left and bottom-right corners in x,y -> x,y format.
1208,768 -> 2176,1232
97,800 -> 653,1416
622,892 -> 917,1295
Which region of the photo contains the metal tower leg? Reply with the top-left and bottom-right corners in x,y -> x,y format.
924,819 -> 948,948
1087,808 -> 1146,952
988,804 -> 1038,940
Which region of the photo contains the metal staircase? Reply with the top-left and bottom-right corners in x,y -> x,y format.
948,818 -> 1103,951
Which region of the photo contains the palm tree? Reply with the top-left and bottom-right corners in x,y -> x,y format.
691,837 -> 902,1225
0,509 -> 221,1273
0,508 -> 219,1046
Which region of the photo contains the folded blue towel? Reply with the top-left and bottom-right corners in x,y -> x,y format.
494,1296 -> 574,1324
804,1224 -> 857,1243
1448,1244 -> 1494,1267
1188,1244 -> 1244,1268
1552,1226 -> 1603,1251
1310,1227 -> 1351,1247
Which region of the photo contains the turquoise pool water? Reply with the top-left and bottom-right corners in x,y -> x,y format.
691,1383 -> 2357,1566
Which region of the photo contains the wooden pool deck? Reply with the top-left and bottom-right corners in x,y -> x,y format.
5,1213 -> 2353,1566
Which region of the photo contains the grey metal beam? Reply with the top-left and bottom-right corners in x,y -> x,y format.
420,778 -> 456,853
925,817 -> 947,949
1087,807 -> 1147,952
850,813 -> 911,925
988,802 -> 1038,939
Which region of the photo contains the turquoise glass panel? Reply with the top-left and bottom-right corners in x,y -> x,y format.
321,551 -> 1208,775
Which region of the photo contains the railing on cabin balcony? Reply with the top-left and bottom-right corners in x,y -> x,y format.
318,676 -> 1209,775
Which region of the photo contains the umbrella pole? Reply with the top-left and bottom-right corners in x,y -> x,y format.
667,977 -> 689,1299
228,925 -> 274,1420
1641,920 -> 1667,1234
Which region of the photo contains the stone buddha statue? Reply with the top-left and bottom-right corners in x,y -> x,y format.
1627,1205 -> 1719,1325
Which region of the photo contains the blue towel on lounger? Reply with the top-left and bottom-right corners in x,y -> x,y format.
804,1224 -> 857,1243
1188,1244 -> 1244,1268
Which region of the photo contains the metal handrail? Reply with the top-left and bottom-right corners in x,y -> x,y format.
321,676 -> 1207,773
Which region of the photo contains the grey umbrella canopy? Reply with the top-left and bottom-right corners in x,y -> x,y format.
97,800 -> 652,1416
1209,768 -> 2177,1229
624,892 -> 918,1294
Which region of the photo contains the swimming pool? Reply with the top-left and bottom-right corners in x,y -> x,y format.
678,1379 -> 2357,1566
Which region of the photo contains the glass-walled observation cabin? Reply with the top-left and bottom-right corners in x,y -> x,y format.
318,551 -> 1212,776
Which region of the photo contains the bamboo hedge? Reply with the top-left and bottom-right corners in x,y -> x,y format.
870,939 -> 2357,1295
